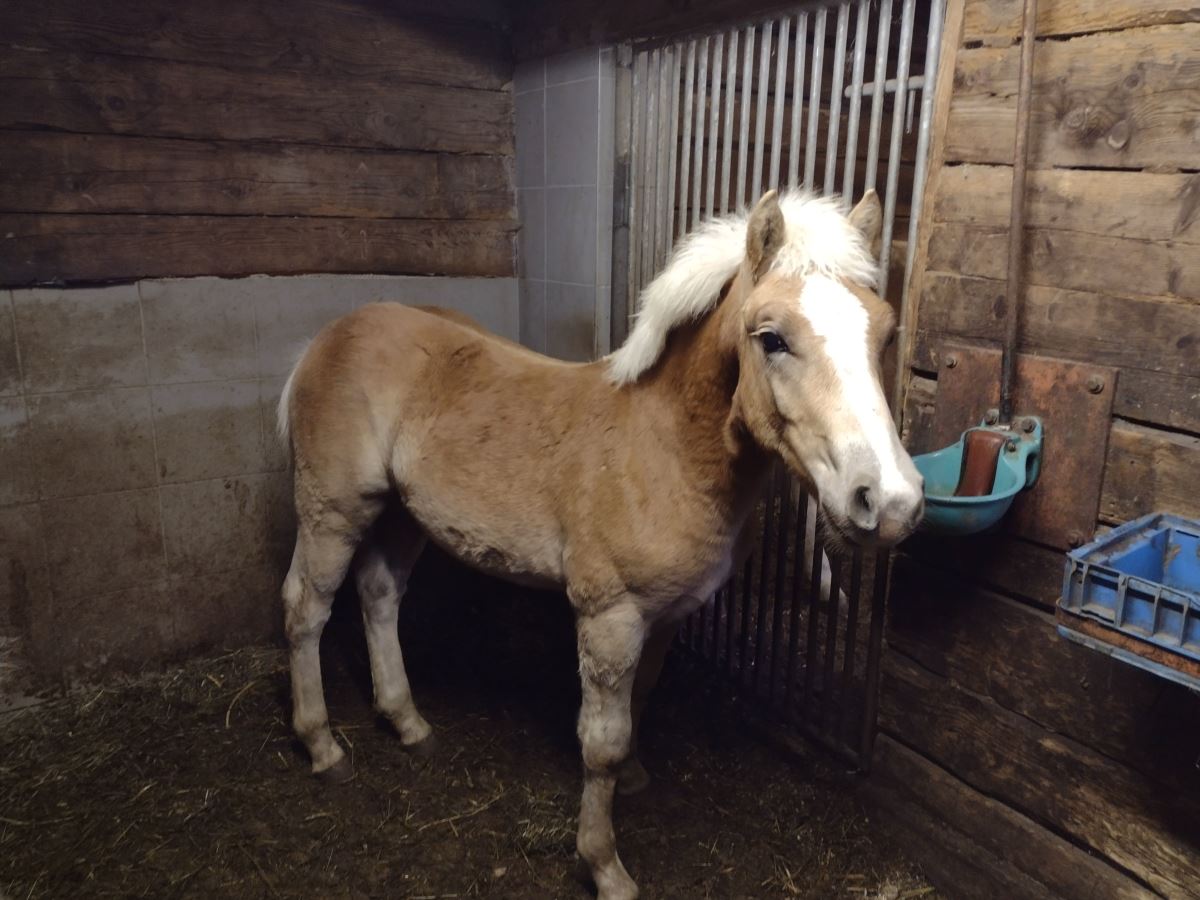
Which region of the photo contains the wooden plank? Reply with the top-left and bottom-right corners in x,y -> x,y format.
963,0 -> 1200,42
928,221 -> 1200,300
0,47 -> 512,155
865,736 -> 1157,900
900,530 -> 1066,608
1101,419 -> 1200,522
889,559 -> 1200,790
0,215 -> 517,284
919,274 -> 1199,379
901,375 -> 938,449
0,132 -> 514,220
946,25 -> 1200,168
0,0 -> 511,91
933,164 -> 1200,245
880,650 -> 1200,898
913,333 -> 1200,434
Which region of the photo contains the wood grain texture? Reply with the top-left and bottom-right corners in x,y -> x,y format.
0,47 -> 513,155
946,24 -> 1200,168
889,558 -> 1200,791
1101,419 -> 1200,522
0,0 -> 511,90
0,133 -> 514,220
865,736 -> 1157,900
0,215 -> 517,283
880,650 -> 1200,898
900,529 -> 1066,608
963,0 -> 1200,41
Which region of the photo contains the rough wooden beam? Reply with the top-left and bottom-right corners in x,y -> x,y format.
963,0 -> 1200,42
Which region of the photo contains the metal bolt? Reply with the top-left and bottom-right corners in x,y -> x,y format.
984,408 -> 1000,425
1006,440 -> 1018,452
1021,418 -> 1036,434
1086,375 -> 1105,394
945,354 -> 958,369
1068,531 -> 1084,548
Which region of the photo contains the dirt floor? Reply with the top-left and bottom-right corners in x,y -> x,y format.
1,564 -> 935,900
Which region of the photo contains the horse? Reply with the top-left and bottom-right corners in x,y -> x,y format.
276,189 -> 924,900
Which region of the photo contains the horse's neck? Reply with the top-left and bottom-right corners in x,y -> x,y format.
635,277 -> 770,504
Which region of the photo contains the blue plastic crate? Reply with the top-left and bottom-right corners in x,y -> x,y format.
1058,513 -> 1200,692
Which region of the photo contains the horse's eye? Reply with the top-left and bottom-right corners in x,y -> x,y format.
758,331 -> 789,355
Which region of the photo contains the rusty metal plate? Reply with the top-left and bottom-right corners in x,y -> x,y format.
927,342 -> 1118,550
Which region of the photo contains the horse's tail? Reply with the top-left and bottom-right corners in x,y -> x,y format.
276,341 -> 310,445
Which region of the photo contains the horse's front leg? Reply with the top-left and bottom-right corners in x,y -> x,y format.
575,600 -> 646,900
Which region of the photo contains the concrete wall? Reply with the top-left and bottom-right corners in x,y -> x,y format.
0,276 -> 517,675
514,48 -> 616,359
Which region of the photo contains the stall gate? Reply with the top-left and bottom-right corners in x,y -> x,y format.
611,0 -> 946,768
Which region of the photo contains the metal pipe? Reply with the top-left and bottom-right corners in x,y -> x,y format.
768,16 -> 790,190
841,0 -> 870,201
1000,0 -> 1039,425
628,50 -> 645,301
678,41 -> 697,240
824,3 -> 850,195
803,7 -> 827,190
848,74 -> 925,98
736,25 -> 756,208
719,28 -> 738,214
751,20 -> 774,200
691,37 -> 709,229
754,466 -> 779,695
662,45 -> 681,262
859,550 -> 890,770
639,50 -> 658,294
787,13 -> 808,190
705,33 -> 724,219
784,489 -> 809,714
838,551 -> 863,743
863,0 -> 892,193
769,468 -> 793,705
877,0 -> 916,301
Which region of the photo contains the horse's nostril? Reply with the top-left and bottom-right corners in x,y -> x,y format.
854,485 -> 874,514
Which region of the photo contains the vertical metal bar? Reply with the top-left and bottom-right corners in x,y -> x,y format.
877,0 -> 917,301
841,0 -> 870,201
787,13 -> 808,190
802,516 -> 825,714
897,0 -> 947,414
691,37 -> 709,230
823,3 -> 850,195
657,46 -> 679,269
719,28 -> 739,214
638,49 -> 659,294
738,555 -> 754,685
838,550 -> 863,743
784,488 -> 809,713
864,0 -> 893,193
705,34 -> 724,219
821,553 -> 843,725
859,550 -> 890,769
753,467 -> 779,696
678,41 -> 697,239
628,50 -> 645,304
727,566 -> 740,679
750,20 -> 773,201
712,583 -> 724,665
768,16 -> 790,191
803,7 -> 827,190
736,24 -> 755,208
768,470 -> 792,705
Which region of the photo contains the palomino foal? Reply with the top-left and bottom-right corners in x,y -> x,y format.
277,190 -> 923,900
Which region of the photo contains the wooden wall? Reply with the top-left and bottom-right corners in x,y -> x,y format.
0,0 -> 517,285
874,1 -> 1200,897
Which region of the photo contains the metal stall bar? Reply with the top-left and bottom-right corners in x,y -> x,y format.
752,465 -> 780,694
823,3 -> 850,195
627,50 -> 645,303
676,42 -> 696,242
863,0 -> 893,193
719,29 -> 738,214
736,25 -> 756,208
768,469 -> 793,704
767,17 -> 790,191
638,49 -> 659,292
705,34 -> 724,219
803,6 -> 827,190
838,552 -> 864,744
786,12 -> 808,191
877,0 -> 917,301
691,37 -> 710,229
661,45 -> 682,266
750,21 -> 774,201
841,0 -> 870,201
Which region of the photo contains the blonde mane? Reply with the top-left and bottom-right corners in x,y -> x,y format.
606,191 -> 878,384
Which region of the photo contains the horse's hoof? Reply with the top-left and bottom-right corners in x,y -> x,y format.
403,731 -> 438,759
314,755 -> 355,784
616,760 -> 651,796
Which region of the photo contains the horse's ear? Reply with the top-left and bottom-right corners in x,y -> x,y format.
848,190 -> 883,259
746,190 -> 786,282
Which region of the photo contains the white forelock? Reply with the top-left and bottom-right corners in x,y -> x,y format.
605,191 -> 878,384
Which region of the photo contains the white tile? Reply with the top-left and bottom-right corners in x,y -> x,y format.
518,188 -> 547,281
520,280 -> 547,353
546,79 -> 600,187
140,279 -> 257,384
515,89 -> 545,189
546,187 -> 598,286
546,47 -> 599,85
545,282 -> 596,362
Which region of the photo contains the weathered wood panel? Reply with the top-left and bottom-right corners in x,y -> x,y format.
946,24 -> 1200,168
1101,420 -> 1200,522
900,530 -> 1065,608
963,0 -> 1200,42
880,650 -> 1200,898
1,0 -> 510,90
0,215 -> 517,283
866,736 -> 1156,900
927,221 -> 1200,300
933,164 -> 1200,244
0,48 -> 513,155
889,559 -> 1200,791
0,133 -> 514,220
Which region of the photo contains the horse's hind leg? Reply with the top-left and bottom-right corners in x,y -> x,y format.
282,507 -> 373,781
354,505 -> 433,752
615,619 -> 678,796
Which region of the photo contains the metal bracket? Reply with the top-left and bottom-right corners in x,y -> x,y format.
928,342 -> 1117,550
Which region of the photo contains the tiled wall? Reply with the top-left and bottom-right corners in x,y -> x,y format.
0,276 -> 517,674
514,47 -> 616,360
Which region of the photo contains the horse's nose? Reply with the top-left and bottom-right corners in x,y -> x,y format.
877,486 -> 924,545
848,481 -> 879,534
